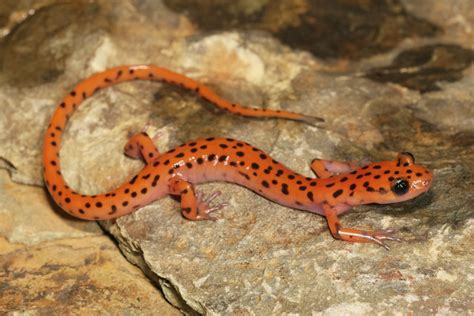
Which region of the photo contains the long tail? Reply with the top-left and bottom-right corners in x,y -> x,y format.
42,65 -> 323,219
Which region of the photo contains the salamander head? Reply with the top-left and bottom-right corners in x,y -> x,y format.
347,152 -> 432,205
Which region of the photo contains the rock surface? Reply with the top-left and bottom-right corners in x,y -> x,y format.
0,0 -> 473,314
0,171 -> 180,315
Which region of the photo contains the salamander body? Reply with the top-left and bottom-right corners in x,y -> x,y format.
43,65 -> 432,249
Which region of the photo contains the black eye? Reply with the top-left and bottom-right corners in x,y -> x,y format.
391,179 -> 409,195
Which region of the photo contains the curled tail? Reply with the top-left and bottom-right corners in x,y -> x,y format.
42,64 -> 323,219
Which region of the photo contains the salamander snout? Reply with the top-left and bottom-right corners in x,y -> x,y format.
412,177 -> 432,191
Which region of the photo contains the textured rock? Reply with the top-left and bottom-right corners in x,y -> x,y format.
0,0 -> 473,314
0,171 -> 180,315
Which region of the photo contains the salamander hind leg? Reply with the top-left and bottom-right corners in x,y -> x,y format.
124,132 -> 160,164
168,178 -> 228,221
311,158 -> 364,178
322,204 -> 401,250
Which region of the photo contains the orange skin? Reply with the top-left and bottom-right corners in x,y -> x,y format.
43,65 -> 433,249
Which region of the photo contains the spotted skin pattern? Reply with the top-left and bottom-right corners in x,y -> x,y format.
43,65 -> 433,249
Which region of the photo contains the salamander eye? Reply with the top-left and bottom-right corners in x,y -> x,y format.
400,152 -> 415,164
396,152 -> 415,166
391,179 -> 409,195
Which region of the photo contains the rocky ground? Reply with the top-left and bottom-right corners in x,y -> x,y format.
0,0 -> 473,314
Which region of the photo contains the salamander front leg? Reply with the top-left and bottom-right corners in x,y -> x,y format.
168,178 -> 228,221
322,203 -> 401,250
124,132 -> 160,164
310,158 -> 366,178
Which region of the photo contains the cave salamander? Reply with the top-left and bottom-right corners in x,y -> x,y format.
43,65 -> 432,249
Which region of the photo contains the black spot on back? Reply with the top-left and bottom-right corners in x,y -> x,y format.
333,189 -> 343,198
129,175 -> 138,185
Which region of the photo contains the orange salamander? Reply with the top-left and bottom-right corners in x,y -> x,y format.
43,65 -> 433,249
